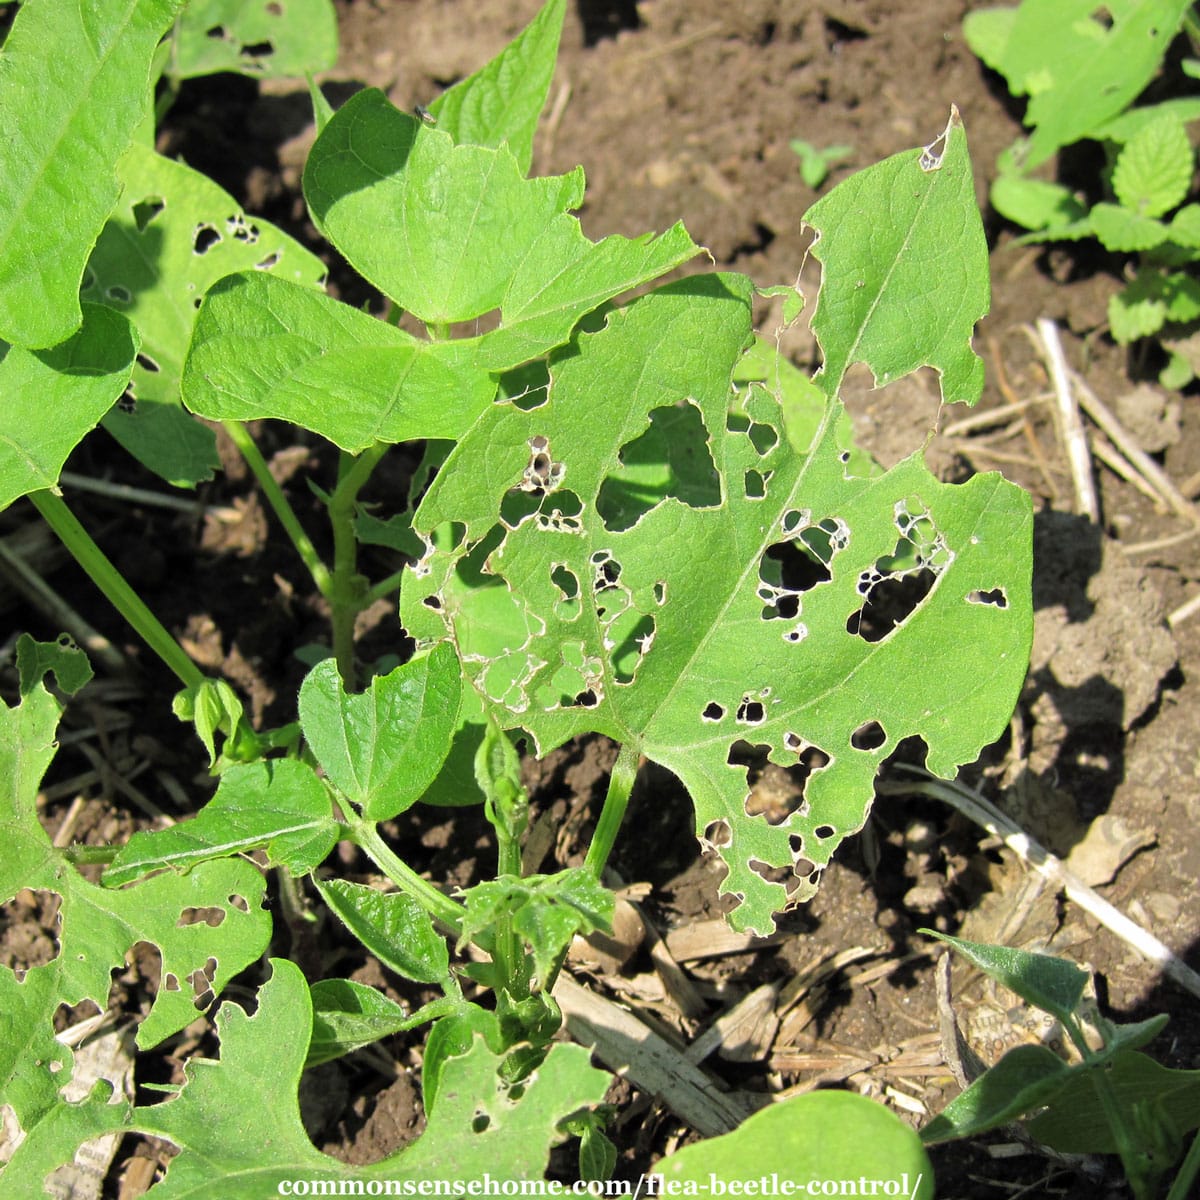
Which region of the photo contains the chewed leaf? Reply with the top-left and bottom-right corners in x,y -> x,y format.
303,89 -> 699,369
86,144 -> 328,486
403,275 -> 1032,934
1,961 -> 610,1194
169,0 -> 337,80
805,109 -> 988,405
0,665 -> 269,1130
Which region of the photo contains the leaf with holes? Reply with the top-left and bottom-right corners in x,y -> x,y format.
0,649 -> 271,1132
168,0 -> 337,81
0,0 -> 187,347
805,109 -> 988,404
403,263 -> 1032,935
0,959 -> 610,1195
84,143 -> 328,486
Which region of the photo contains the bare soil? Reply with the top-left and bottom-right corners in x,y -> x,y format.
4,3 -> 1200,1198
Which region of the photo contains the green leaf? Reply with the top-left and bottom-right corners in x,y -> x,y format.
171,677 -> 247,765
1090,202 -> 1169,252
0,303 -> 138,511
990,174 -> 1088,232
1097,97 -> 1200,143
0,671 -> 270,1130
84,144 -> 327,486
459,870 -> 614,988
963,0 -> 1193,168
1027,1050 -> 1200,1153
1110,272 -> 1171,343
3,960 -> 610,1194
1112,114 -> 1194,218
104,759 -> 340,887
423,1004 -> 503,1114
805,109 -> 988,404
430,0 -> 566,174
0,0 -> 187,347
303,88 -> 699,369
15,634 -> 93,698
307,979 -> 432,1067
925,931 -> 1087,1026
657,1090 -> 933,1197
404,275 -> 1032,935
920,1043 -> 1073,1144
1168,203 -> 1200,248
182,272 -> 497,452
317,879 -> 450,985
168,0 -> 337,80
298,644 -> 462,819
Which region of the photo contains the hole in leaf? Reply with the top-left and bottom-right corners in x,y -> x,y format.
847,568 -> 938,642
163,973 -> 180,992
266,0 -> 283,13
653,581 -> 667,605
227,214 -> 259,244
704,819 -> 732,847
608,610 -> 655,684
968,588 -> 1008,608
239,39 -> 274,59
814,824 -> 835,839
136,353 -> 160,374
422,595 -> 442,610
500,488 -> 541,529
472,1113 -> 491,1133
189,957 -> 218,1009
255,250 -> 281,270
132,196 -> 165,232
205,24 -> 227,39
745,469 -> 767,499
9,890 -> 62,978
850,720 -> 886,751
702,701 -> 725,721
748,422 -> 778,455
748,858 -> 792,886
572,688 -> 599,708
736,697 -> 765,724
729,741 -> 822,826
227,893 -> 249,913
177,906 -> 225,929
596,401 -> 720,532
551,564 -> 581,621
193,224 -> 221,255
105,285 -> 131,304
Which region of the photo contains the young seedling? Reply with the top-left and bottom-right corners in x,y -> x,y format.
789,137 -> 854,189
0,0 -> 1033,1188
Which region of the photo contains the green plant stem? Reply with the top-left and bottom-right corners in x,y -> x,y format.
352,817 -> 465,938
1166,1129 -> 1200,1200
222,420 -> 333,598
364,568 -> 406,605
327,443 -> 388,687
583,742 -> 640,876
63,844 -> 117,866
29,490 -> 205,689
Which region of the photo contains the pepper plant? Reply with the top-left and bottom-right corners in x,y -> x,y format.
1,0 -> 1032,1189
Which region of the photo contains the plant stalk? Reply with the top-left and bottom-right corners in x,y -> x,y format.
221,420 -> 334,598
29,490 -> 205,689
583,742 -> 640,876
352,818 -> 465,938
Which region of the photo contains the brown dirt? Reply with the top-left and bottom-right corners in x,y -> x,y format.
4,2 -> 1200,1198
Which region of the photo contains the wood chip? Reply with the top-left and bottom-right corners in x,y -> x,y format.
663,919 -> 785,963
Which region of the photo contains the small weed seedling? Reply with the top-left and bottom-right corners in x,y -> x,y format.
964,0 -> 1200,385
789,138 -> 854,189
923,933 -> 1200,1200
1,0 -> 1032,1189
